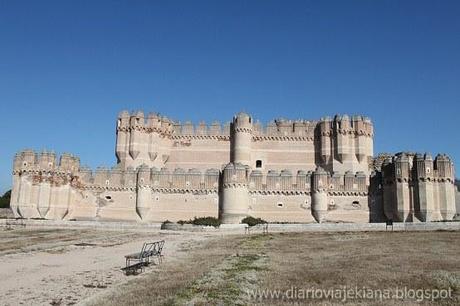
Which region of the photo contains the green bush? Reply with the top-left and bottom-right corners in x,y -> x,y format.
191,216 -> 221,227
176,217 -> 221,227
241,216 -> 267,227
0,190 -> 11,208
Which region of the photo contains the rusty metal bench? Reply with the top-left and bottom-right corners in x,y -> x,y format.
122,240 -> 165,275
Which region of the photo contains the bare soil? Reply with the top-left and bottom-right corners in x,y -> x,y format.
0,228 -> 211,306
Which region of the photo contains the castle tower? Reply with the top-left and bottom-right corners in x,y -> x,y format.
220,163 -> 249,224
363,117 -> 374,161
381,157 -> 397,221
230,112 -> 253,167
37,151 -> 56,218
353,116 -> 366,163
136,164 -> 152,220
414,153 -> 436,221
129,111 -> 145,161
46,153 -> 80,220
335,115 -> 351,165
330,115 -> 373,173
115,110 -> 130,165
369,170 -> 384,222
11,152 -> 24,218
394,153 -> 411,222
435,154 -> 456,220
319,117 -> 332,165
311,167 -> 329,223
16,151 -> 41,218
146,113 -> 160,163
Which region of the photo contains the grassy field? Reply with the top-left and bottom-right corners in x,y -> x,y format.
88,231 -> 460,306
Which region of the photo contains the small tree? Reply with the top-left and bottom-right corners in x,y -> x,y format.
241,216 -> 267,227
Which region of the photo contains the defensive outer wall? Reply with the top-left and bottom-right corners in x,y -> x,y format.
10,111 -> 458,223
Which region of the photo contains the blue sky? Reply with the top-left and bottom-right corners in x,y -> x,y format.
0,0 -> 459,194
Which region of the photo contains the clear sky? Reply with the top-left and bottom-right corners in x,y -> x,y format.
0,0 -> 459,194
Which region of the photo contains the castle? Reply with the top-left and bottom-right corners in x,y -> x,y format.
9,111 -> 458,223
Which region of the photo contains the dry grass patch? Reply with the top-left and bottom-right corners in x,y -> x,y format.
87,231 -> 459,306
87,235 -> 251,306
254,231 -> 460,305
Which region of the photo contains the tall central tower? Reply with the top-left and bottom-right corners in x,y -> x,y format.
230,112 -> 253,166
221,112 -> 253,223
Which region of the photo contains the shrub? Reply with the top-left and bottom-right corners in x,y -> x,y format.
191,216 -> 221,227
175,217 -> 221,227
241,216 -> 267,227
160,220 -> 172,229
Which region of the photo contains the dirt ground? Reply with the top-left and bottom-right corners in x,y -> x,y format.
1,228 -> 459,306
0,227 -> 212,306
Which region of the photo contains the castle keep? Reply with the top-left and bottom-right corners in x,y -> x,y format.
10,111 -> 458,223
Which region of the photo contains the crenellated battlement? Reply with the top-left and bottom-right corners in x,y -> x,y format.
79,165 -> 220,192
116,110 -> 373,140
244,168 -> 368,195
318,115 -> 373,136
117,110 -> 232,139
380,152 -> 456,183
13,150 -> 80,174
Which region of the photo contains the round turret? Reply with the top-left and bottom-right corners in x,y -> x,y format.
230,112 -> 253,167
136,164 -> 151,221
220,163 -> 249,224
311,167 -> 329,223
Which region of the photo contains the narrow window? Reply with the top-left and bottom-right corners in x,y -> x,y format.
256,160 -> 262,168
